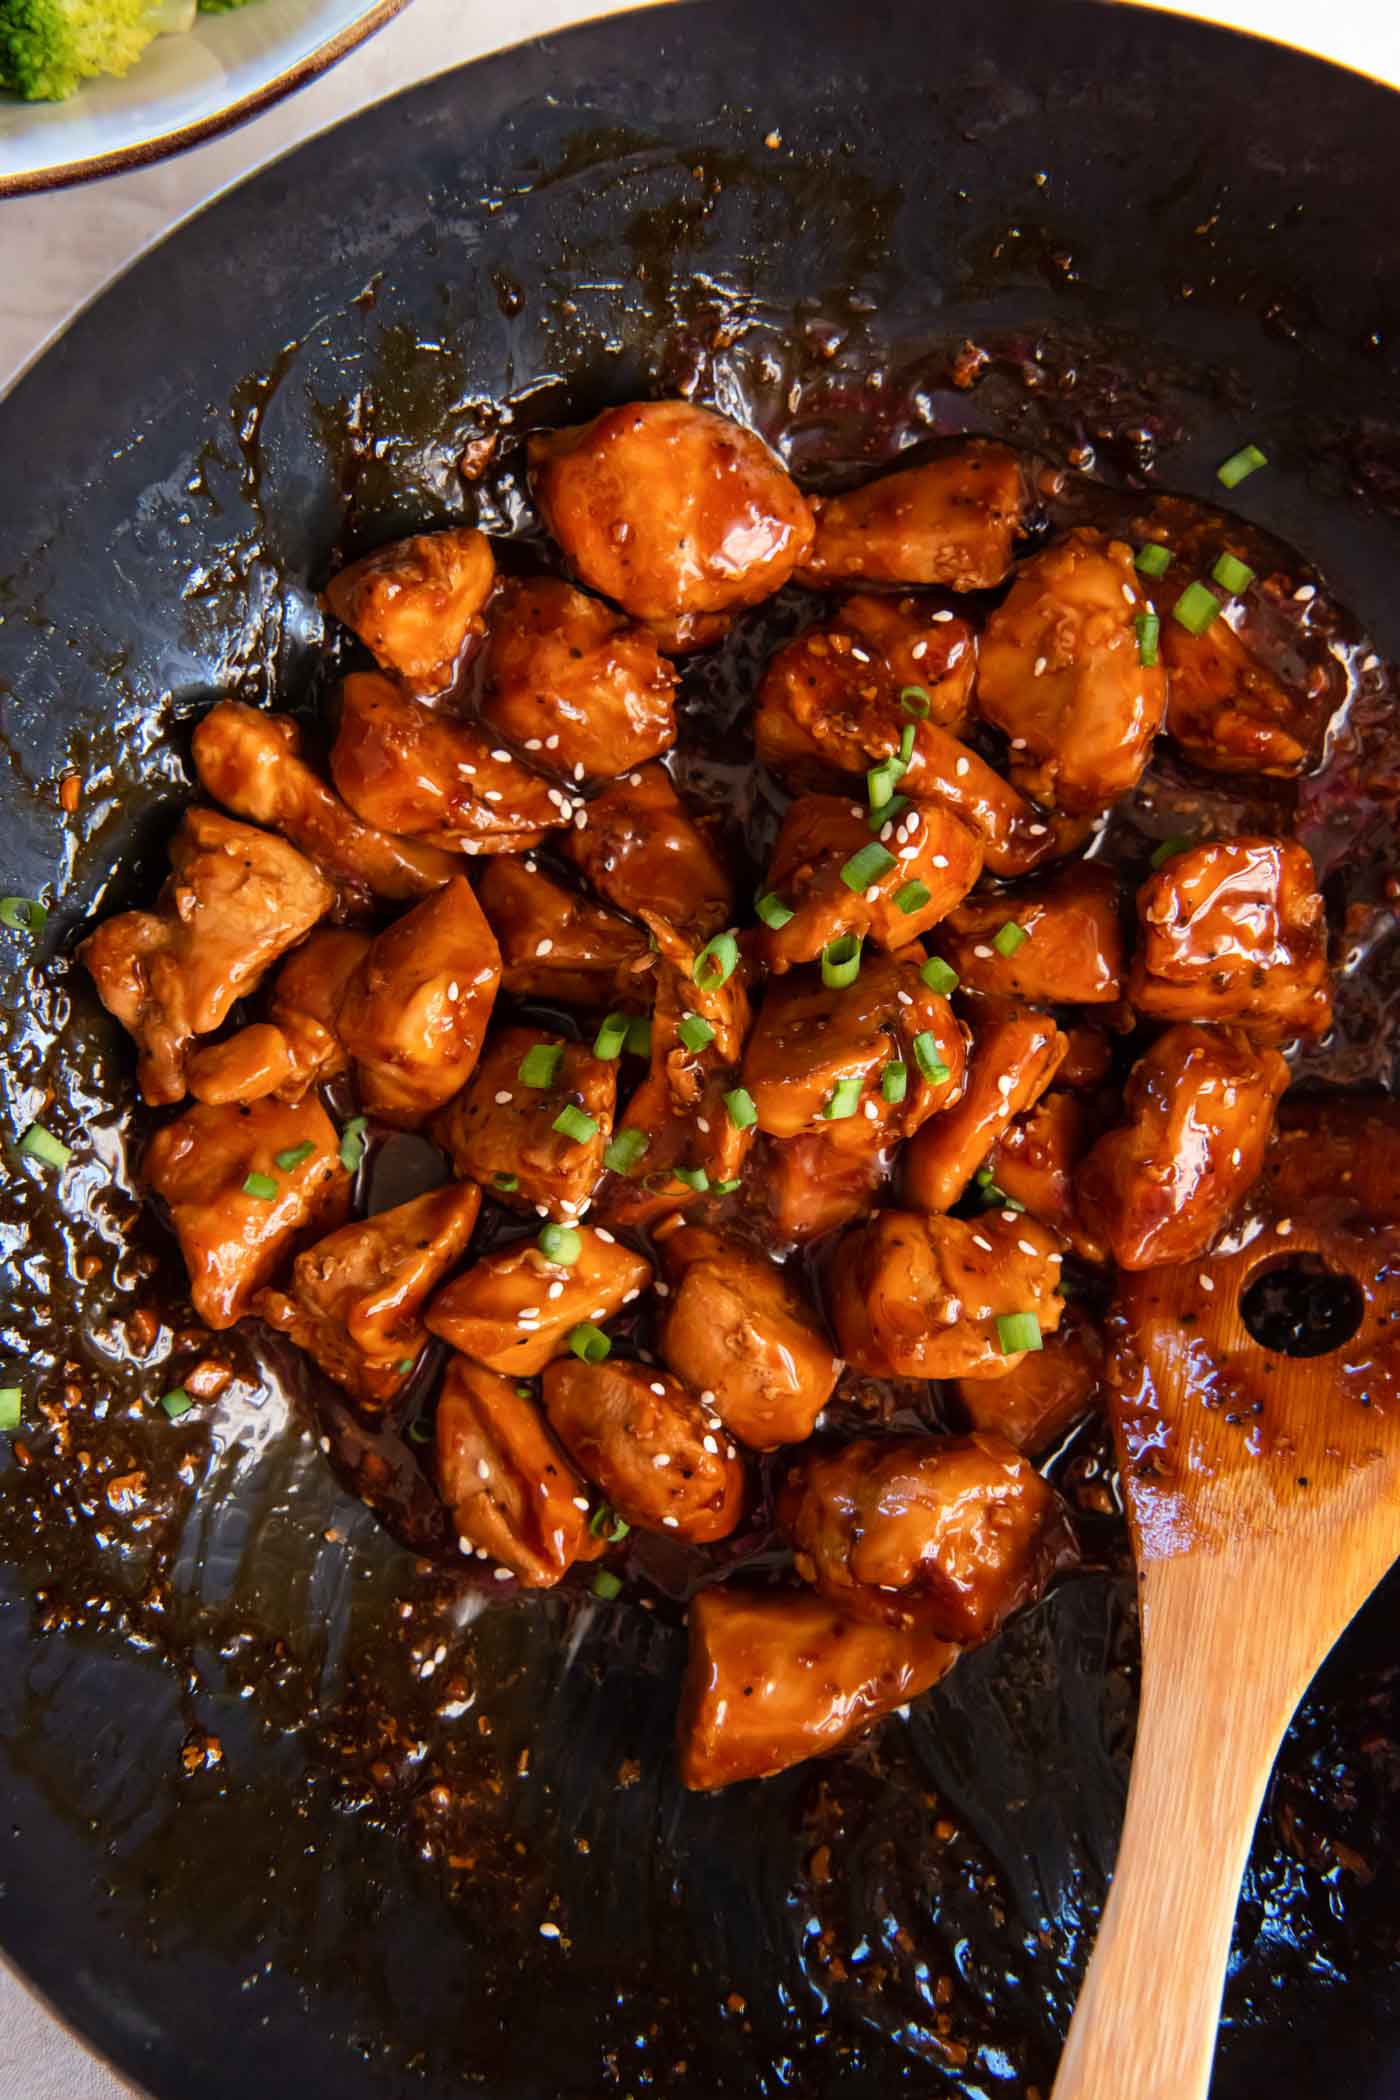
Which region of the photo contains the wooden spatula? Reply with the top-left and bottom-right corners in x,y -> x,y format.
1051,1096 -> 1400,2100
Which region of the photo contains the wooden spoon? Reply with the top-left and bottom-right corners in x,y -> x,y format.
1051,1096 -> 1400,2100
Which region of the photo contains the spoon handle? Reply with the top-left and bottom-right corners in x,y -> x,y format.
1051,1554 -> 1307,2100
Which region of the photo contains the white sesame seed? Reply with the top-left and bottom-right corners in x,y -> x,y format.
655,1281 -> 670,1298
319,1435 -> 331,1453
460,763 -> 477,777
536,938 -> 554,956
650,1382 -> 666,1397
1033,657 -> 1047,677
622,1287 -> 640,1304
943,1302 -> 961,1323
477,1459 -> 490,1480
955,757 -> 970,778
525,738 -> 543,751
1026,823 -> 1048,836
703,1435 -> 718,1454
1293,583 -> 1316,602
494,1566 -> 513,1581
911,640 -> 928,659
863,1099 -> 878,1120
547,1280 -> 565,1300
700,1389 -> 716,1404
484,789 -> 504,804
653,1453 -> 671,1468
595,1228 -> 615,1243
850,646 -> 871,663
932,854 -> 948,868
997,1074 -> 1014,1096
1199,1274 -> 1215,1291
573,1497 -> 590,1512
1231,1148 -> 1242,1166
495,1090 -> 514,1105
546,735 -> 560,750
1121,583 -> 1135,605
900,844 -> 920,860
880,822 -> 894,843
973,1234 -> 993,1252
574,809 -> 588,829
1362,653 -> 1379,671
1017,1239 -> 1037,1257
1010,736 -> 1027,750
590,1307 -> 607,1319
662,1515 -> 679,1528
932,610 -> 954,623
726,1444 -> 737,1458
490,749 -> 512,764
1001,1210 -> 1019,1224
946,642 -> 965,667
897,989 -> 913,1006
447,981 -> 461,1001
539,1922 -> 561,1939
865,884 -> 881,903
974,943 -> 994,959
1277,1217 -> 1294,1236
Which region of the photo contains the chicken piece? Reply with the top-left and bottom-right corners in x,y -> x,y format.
831,1209 -> 1065,1381
476,858 -> 654,1009
896,721 -> 1094,879
767,1128 -> 889,1244
777,1432 -> 1075,1641
435,1356 -> 603,1585
1162,609 -> 1315,776
81,808 -> 334,1107
425,1225 -> 651,1376
1128,838 -> 1332,1041
330,672 -> 571,855
977,531 -> 1168,813
934,863 -> 1124,1006
742,949 -> 963,1138
323,526 -> 496,691
955,1308 -> 1104,1455
985,1089 -> 1108,1265
337,877 -> 501,1127
904,1008 -> 1066,1212
185,928 -> 369,1107
1076,1023 -> 1289,1270
653,1221 -> 840,1450
542,1357 -> 745,1541
481,576 -> 678,781
530,399 -> 814,619
754,593 -> 975,786
677,1586 -> 959,1790
800,440 -> 1027,590
432,1026 -> 615,1220
191,701 -> 457,904
258,1183 -> 481,1408
564,763 -> 733,943
759,794 -> 982,973
144,1095 -> 350,1331
1057,1020 -> 1115,1090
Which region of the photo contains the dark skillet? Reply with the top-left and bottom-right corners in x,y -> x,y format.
2,3 -> 1400,2096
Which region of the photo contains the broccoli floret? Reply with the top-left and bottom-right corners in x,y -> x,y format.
0,0 -> 164,101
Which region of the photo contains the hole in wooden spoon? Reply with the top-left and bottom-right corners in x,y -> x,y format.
1239,1254 -> 1365,1359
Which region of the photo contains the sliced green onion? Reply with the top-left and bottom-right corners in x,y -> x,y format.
840,842 -> 896,893
552,1105 -> 598,1145
1172,581 -> 1223,636
1217,443 -> 1267,489
898,722 -> 917,765
820,933 -> 863,989
869,793 -> 909,833
0,897 -> 47,936
920,955 -> 959,997
723,1088 -> 757,1130
1211,551 -> 1256,595
996,1312 -> 1043,1356
242,1171 -> 278,1200
537,1224 -> 582,1266
589,1503 -> 630,1542
894,880 -> 931,916
1134,542 -> 1172,577
407,1417 -> 432,1443
712,1177 -> 742,1195
881,1061 -> 908,1105
396,1357 -> 416,1373
515,1383 -> 534,1400
1136,613 -> 1160,668
568,1322 -> 611,1364
339,1116 -> 368,1172
672,1165 -> 710,1193
274,1141 -> 315,1172
677,1013 -> 715,1054
823,1077 -> 863,1120
160,1387 -> 194,1421
899,685 -> 931,718
755,892 -> 794,930
593,1013 -> 630,1060
604,1129 -> 649,1175
981,1184 -> 1024,1213
0,1389 -> 20,1432
592,1569 -> 623,1601
494,1172 -> 520,1192
18,1123 -> 71,1170
519,1042 -> 565,1089
912,1032 -> 950,1084
625,1015 -> 652,1058
1151,834 -> 1193,870
993,920 -> 1028,959
867,759 -> 904,811
693,933 -> 739,989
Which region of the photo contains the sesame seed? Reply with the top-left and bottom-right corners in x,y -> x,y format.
595,1228 -> 615,1243
1293,583 -> 1316,602
900,844 -> 920,860
974,943 -> 994,958
932,609 -> 954,623
897,989 -> 913,1006
629,772 -> 643,786
1027,823 -> 1048,836
1199,1274 -> 1215,1291
495,1089 -> 514,1105
944,1302 -> 960,1322
535,1203 -> 550,1218
1231,1148 -> 1242,1166
458,1536 -> 473,1555
662,1515 -> 679,1528
653,1453 -> 671,1469
1017,1239 -> 1037,1256
539,1922 -> 561,1938
447,981 -> 461,1000
525,738 -> 543,751
1001,1210 -> 1019,1224
702,1435 -> 718,1454
1121,583 -> 1135,605
491,749 -> 512,764
655,1281 -> 670,1298
494,1566 -> 513,1581
460,763 -> 477,777
997,1074 -> 1014,1096
865,884 -> 881,903
726,1444 -> 737,1458
650,1382 -> 666,1396
849,803 -> 864,818
1362,653 -> 1379,672
911,640 -> 928,659
850,646 -> 871,663
319,1435 -> 331,1453
484,789 -> 503,804
590,1307 -> 607,1319
955,756 -> 970,777
972,1234 -> 992,1252
1010,736 -> 1027,749
700,1389 -> 716,1404
574,809 -> 588,829
880,822 -> 894,843
477,1459 -> 490,1479
1033,657 -> 1047,677
932,854 -> 948,868
547,1280 -> 565,1300
536,938 -> 554,955
622,1287 -> 640,1304
863,1099 -> 878,1120
947,642 -> 965,666
1277,1217 -> 1294,1236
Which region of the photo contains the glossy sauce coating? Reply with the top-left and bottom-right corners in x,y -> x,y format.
800,440 -> 1026,589
759,793 -> 983,970
475,856 -> 654,1009
323,525 -> 496,691
935,862 -> 1125,1005
564,762 -> 734,942
904,1006 -> 1067,1212
435,1356 -> 603,1586
424,1226 -> 651,1376
832,1208 -> 1065,1381
431,1024 -> 615,1221
542,1357 -> 746,1540
481,575 -> 678,781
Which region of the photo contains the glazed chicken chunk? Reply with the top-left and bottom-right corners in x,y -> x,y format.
677,1587 -> 958,1790
81,807 -> 333,1106
481,576 -> 678,781
258,1182 -> 481,1407
185,927 -> 369,1107
934,862 -> 1125,1006
425,1225 -> 651,1376
337,876 -> 501,1126
330,672 -> 572,854
777,1431 -> 1076,1641
889,719 -> 1093,878
542,1357 -> 746,1541
564,763 -> 734,944
984,1089 -> 1107,1265
1076,1023 -> 1290,1269
530,399 -> 814,620
1162,602 -> 1324,777
191,701 -> 457,906
904,1006 -> 1066,1213
144,1095 -> 350,1330
955,1307 -> 1104,1456
758,794 -> 983,972
436,1357 -> 604,1586
977,531 -> 1168,813
766,1127 -> 891,1245
476,858 -> 654,1009
754,593 -> 976,784
432,1025 -> 615,1220
654,1221 -> 840,1450
1128,837 -> 1332,1040
832,1209 -> 1065,1380
800,440 -> 1027,590
323,525 -> 496,691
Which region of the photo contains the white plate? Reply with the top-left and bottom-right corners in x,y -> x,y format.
0,0 -> 409,195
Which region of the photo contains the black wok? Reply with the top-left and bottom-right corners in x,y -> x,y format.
2,4 -> 1400,2095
